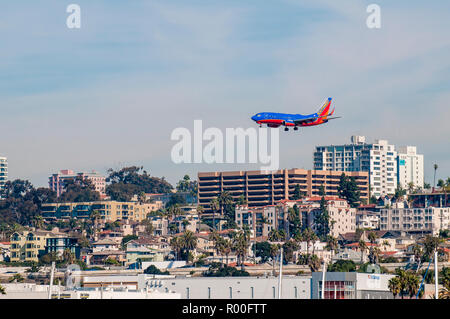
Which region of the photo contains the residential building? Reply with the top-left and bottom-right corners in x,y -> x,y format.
45,237 -> 80,259
235,205 -> 277,238
198,168 -> 369,214
311,272 -> 395,299
380,206 -> 450,235
0,156 -> 7,199
277,197 -> 357,238
41,200 -> 163,222
397,146 -> 424,191
10,229 -> 69,263
49,169 -> 106,198
356,211 -> 380,230
92,238 -> 120,252
125,239 -> 166,265
313,136 -> 398,197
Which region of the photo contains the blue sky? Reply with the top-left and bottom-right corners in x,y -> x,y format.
1,0 -> 449,187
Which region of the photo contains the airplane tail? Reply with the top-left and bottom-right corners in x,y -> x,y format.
317,97 -> 332,119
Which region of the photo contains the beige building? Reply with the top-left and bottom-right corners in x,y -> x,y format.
380,206 -> 450,235
10,229 -> 70,263
198,169 -> 369,214
41,200 -> 163,222
235,205 -> 277,238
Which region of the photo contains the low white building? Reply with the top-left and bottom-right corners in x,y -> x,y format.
380,206 -> 450,235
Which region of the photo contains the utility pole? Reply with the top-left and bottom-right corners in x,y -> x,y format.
321,260 -> 327,299
278,247 -> 283,299
48,261 -> 55,299
434,250 -> 438,299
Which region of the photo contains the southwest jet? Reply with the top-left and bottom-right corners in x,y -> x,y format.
251,97 -> 340,131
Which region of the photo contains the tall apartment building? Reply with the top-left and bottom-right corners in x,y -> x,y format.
397,146 -> 424,190
0,156 -> 7,199
380,206 -> 449,236
314,136 -> 398,197
49,169 -> 106,197
198,169 -> 369,214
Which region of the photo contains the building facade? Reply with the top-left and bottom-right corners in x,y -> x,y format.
235,205 -> 277,238
198,169 -> 369,214
0,156 -> 7,199
311,272 -> 395,299
313,136 -> 398,197
356,211 -> 380,230
41,200 -> 163,222
49,169 -> 106,198
397,146 -> 424,191
380,206 -> 450,235
10,230 -> 76,262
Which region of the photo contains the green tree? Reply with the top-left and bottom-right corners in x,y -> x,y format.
337,174 -> 361,208
254,241 -> 272,263
144,265 -> 169,275
328,259 -> 356,272
292,184 -> 304,200
170,236 -> 184,261
233,230 -> 250,270
314,196 -> 331,240
388,276 -> 402,299
181,230 -> 198,263
106,166 -> 173,202
59,177 -> 100,203
0,284 -> 5,295
9,273 -> 24,283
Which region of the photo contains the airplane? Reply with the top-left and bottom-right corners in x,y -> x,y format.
251,97 -> 341,131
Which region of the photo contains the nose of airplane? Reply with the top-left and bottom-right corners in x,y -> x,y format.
251,115 -> 257,121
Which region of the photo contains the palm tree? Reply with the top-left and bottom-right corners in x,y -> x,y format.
90,210 -> 102,240
181,230 -> 198,263
141,218 -> 154,237
233,230 -> 250,270
407,182 -> 415,194
388,277 -> 401,299
62,248 -> 75,264
170,236 -> 184,261
268,229 -> 284,242
308,254 -> 322,272
32,215 -> 45,229
220,238 -> 233,266
325,235 -> 339,259
433,164 -> 438,189
302,228 -> 315,257
412,244 -> 423,270
381,240 -> 390,251
269,244 -> 279,275
358,239 -> 367,264
406,272 -> 420,298
209,198 -> 220,230
218,192 -> 233,214
443,177 -> 450,206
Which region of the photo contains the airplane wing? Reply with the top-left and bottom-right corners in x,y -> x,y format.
293,114 -> 341,125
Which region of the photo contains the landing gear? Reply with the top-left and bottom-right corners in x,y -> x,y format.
294,127 -> 299,131
284,127 -> 289,131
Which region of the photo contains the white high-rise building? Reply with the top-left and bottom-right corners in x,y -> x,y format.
397,146 -> 424,191
314,136 -> 398,198
0,156 -> 7,199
